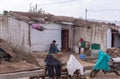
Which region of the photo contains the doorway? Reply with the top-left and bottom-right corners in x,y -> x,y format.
107,29 -> 120,48
112,29 -> 120,48
61,30 -> 69,50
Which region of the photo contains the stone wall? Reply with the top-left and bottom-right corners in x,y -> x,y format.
75,24 -> 109,51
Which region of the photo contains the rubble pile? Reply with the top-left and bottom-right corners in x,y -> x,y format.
0,39 -> 40,73
107,48 -> 120,57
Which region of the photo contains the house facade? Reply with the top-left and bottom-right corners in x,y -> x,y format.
0,11 -> 119,53
74,21 -> 120,51
0,11 -> 75,53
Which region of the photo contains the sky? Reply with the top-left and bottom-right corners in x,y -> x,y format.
0,0 -> 120,22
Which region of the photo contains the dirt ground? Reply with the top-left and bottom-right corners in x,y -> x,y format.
32,51 -> 94,67
0,60 -> 39,74
30,51 -> 120,79
19,72 -> 120,79
0,50 -> 40,74
2,51 -> 120,79
85,70 -> 120,79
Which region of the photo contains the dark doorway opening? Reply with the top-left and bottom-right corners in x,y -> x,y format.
61,30 -> 69,50
111,29 -> 120,48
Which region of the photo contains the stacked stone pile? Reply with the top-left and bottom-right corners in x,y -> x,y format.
107,48 -> 120,57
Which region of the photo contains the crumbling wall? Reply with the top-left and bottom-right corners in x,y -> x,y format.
0,15 -> 30,53
75,24 -> 109,51
0,15 -> 9,40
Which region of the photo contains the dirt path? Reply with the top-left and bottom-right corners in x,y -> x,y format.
85,70 -> 120,79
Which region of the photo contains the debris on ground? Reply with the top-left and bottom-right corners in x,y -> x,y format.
107,48 -> 120,57
0,39 -> 40,73
32,51 -> 94,68
0,39 -> 16,57
0,60 -> 39,73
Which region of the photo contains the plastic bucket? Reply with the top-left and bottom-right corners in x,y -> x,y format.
80,54 -> 86,59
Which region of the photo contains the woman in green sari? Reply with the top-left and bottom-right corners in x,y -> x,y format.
49,40 -> 60,54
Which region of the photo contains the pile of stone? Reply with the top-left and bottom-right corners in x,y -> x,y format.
107,48 -> 120,57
